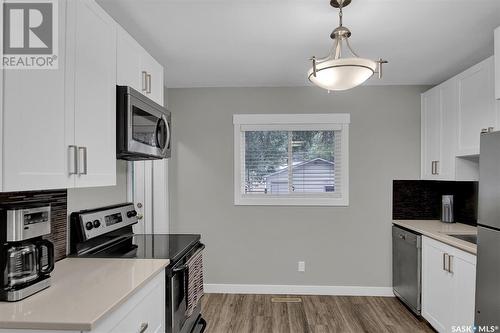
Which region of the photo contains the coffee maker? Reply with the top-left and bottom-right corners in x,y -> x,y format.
0,204 -> 55,301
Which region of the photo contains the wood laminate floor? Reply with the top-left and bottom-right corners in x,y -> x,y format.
201,294 -> 435,333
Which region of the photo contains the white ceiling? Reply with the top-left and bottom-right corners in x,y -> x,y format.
97,0 -> 500,88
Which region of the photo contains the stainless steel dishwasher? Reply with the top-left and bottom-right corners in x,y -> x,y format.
392,225 -> 421,315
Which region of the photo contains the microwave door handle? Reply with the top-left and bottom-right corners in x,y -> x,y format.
156,115 -> 170,155
164,115 -> 171,153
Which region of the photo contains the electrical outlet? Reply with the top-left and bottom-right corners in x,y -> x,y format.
298,261 -> 305,272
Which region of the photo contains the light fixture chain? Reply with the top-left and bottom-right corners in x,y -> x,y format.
338,4 -> 343,26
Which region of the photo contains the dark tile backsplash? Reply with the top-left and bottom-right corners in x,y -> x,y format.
0,190 -> 67,261
393,180 -> 478,226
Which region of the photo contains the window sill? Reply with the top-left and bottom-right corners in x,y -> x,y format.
234,196 -> 349,206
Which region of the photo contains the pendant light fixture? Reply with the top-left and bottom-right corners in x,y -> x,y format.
308,0 -> 387,91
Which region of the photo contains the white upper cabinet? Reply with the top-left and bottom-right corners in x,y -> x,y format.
456,57 -> 497,156
117,26 -> 143,92
421,87 -> 442,179
141,54 -> 164,105
495,26 -> 500,99
66,0 -> 117,188
421,56 -> 499,180
421,80 -> 457,180
2,0 -> 72,192
0,0 -> 164,192
422,236 -> 476,333
0,0 -> 118,192
117,27 -> 164,106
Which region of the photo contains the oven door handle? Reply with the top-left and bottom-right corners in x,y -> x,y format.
173,264 -> 188,273
172,243 -> 205,273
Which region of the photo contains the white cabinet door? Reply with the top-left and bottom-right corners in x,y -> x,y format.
141,54 -> 164,106
451,253 -> 476,329
0,0 -> 3,191
2,0 -> 73,191
421,86 -> 442,179
67,0 -> 117,188
495,26 -> 500,100
439,80 -> 458,180
456,56 -> 497,156
422,236 -> 477,333
116,26 -> 143,92
422,237 -> 454,332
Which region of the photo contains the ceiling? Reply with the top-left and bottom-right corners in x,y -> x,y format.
97,0 -> 500,88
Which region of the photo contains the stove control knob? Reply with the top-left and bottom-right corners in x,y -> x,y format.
85,222 -> 93,230
93,220 -> 101,228
127,210 -> 137,218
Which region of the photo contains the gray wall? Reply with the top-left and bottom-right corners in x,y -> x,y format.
168,86 -> 425,287
67,160 -> 128,214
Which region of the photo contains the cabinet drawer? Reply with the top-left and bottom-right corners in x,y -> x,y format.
109,276 -> 165,333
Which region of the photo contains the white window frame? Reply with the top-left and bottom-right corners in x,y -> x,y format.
233,113 -> 350,206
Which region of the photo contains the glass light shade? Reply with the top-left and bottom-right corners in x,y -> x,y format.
308,57 -> 377,91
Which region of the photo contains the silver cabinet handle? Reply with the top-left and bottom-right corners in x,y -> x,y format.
78,147 -> 87,175
68,145 -> 77,175
448,255 -> 453,274
431,161 -> 435,175
434,161 -> 439,175
146,73 -> 152,94
443,253 -> 448,271
142,71 -> 148,92
139,322 -> 148,333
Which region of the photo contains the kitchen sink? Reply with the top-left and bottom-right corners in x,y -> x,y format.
447,234 -> 477,245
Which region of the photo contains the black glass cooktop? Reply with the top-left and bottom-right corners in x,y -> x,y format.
77,234 -> 201,263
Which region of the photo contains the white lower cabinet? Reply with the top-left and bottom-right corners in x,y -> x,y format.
0,271 -> 165,333
92,271 -> 165,333
422,236 -> 476,333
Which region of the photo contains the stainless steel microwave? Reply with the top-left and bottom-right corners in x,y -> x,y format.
117,86 -> 171,160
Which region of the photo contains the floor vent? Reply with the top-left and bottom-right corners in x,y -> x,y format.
271,297 -> 303,303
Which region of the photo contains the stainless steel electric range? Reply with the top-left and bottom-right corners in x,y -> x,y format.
69,203 -> 206,333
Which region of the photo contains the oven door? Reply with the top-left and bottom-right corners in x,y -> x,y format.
168,244 -> 205,333
127,94 -> 171,159
170,259 -> 188,332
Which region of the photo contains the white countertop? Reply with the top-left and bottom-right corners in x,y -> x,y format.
0,258 -> 169,331
393,220 -> 477,254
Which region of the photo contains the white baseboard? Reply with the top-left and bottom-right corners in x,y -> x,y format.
204,284 -> 394,297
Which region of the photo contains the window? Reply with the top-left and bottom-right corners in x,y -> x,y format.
233,114 -> 350,206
